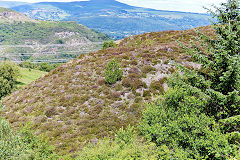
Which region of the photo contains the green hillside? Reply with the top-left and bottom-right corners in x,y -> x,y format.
17,67 -> 47,87
0,7 -> 110,63
2,26 -> 214,155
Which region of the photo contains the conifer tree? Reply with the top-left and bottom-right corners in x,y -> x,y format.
172,0 -> 240,119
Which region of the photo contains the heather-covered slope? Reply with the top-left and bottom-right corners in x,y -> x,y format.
2,26 -> 214,155
0,7 -> 35,23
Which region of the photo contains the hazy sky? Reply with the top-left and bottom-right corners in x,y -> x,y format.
0,0 -> 227,13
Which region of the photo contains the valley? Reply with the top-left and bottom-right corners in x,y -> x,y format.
1,0 -> 212,39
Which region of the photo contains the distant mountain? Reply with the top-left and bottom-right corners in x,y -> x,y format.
8,0 -> 212,39
0,7 -> 35,23
0,7 -> 110,63
0,1 -> 28,8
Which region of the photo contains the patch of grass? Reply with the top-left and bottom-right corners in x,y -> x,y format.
17,67 -> 47,88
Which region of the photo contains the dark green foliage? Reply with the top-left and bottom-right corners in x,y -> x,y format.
140,87 -> 235,159
105,59 -> 122,84
38,62 -> 52,72
219,115 -> 240,133
55,39 -> 64,44
178,0 -> 240,119
227,132 -> 240,145
38,62 -> 62,72
0,61 -> 19,99
102,40 -> 116,50
19,60 -> 36,69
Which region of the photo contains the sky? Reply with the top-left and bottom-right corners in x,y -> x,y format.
0,0 -> 227,13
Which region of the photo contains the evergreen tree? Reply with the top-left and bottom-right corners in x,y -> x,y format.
140,1 -> 240,158
174,0 -> 240,119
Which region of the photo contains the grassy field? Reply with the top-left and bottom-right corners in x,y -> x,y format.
17,67 -> 47,87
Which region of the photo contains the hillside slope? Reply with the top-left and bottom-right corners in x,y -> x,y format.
0,7 -> 110,63
0,7 -> 35,23
2,26 -> 214,155
9,0 -> 212,39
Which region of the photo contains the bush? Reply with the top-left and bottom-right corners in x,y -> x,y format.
219,115 -> 240,133
149,80 -> 165,94
105,59 -> 122,84
139,87 -> 236,159
102,40 -> 116,50
38,62 -> 53,72
19,61 -> 36,69
0,61 -> 20,99
141,65 -> 156,74
76,126 -> 158,160
38,62 -> 62,72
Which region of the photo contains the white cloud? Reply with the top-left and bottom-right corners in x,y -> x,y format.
116,0 -> 228,13
0,0 -> 227,13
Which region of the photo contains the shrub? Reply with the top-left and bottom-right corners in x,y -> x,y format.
149,80 -> 165,94
141,65 -> 156,74
38,62 -> 52,72
105,59 -> 122,84
143,90 -> 151,97
38,62 -> 62,72
219,115 -> 240,133
122,78 -> 131,87
102,40 -> 116,50
76,126 -> 158,160
139,87 -> 236,159
19,60 -> 36,69
0,61 -> 20,99
176,0 -> 240,119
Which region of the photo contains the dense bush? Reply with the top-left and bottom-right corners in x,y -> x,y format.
38,62 -> 62,72
0,61 -> 19,99
19,60 -> 36,69
219,115 -> 240,133
102,40 -> 116,50
139,87 -> 235,159
105,59 -> 122,84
